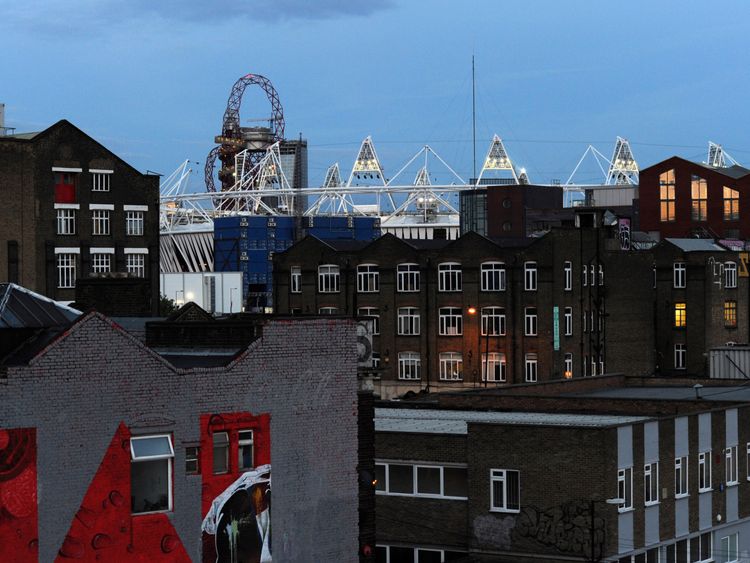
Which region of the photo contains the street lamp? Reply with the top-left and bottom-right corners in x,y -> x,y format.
589,497 -> 624,563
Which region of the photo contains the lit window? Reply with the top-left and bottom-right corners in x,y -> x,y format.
185,446 -> 200,475
725,300 -> 738,328
357,264 -> 379,293
617,467 -> 633,511
57,253 -> 77,288
438,263 -> 462,292
674,303 -> 686,328
92,209 -> 110,236
482,352 -> 506,382
481,307 -> 505,336
674,456 -> 688,498
726,445 -> 738,485
673,262 -> 686,288
56,209 -> 76,235
490,469 -> 520,512
659,169 -> 676,222
524,262 -> 537,291
398,352 -> 421,380
90,252 -> 111,274
524,307 -> 537,337
439,352 -> 463,381
357,307 -> 379,334
439,307 -> 463,336
212,431 -> 229,475
724,186 -> 740,221
691,175 -> 707,221
397,307 -> 420,336
698,450 -> 712,492
290,266 -> 301,293
130,435 -> 174,514
318,264 -> 340,293
524,353 -> 537,382
92,171 -> 111,192
725,262 -> 737,288
644,462 -> 659,506
481,262 -> 506,292
126,211 -> 144,236
396,263 -> 420,292
674,344 -> 686,370
126,254 -> 145,278
564,261 -> 572,291
564,307 -> 573,336
238,430 -> 254,472
720,533 -> 739,563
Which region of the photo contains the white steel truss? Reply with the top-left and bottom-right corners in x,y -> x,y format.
606,137 -> 638,185
707,141 -> 739,167
477,134 -> 519,184
348,136 -> 385,186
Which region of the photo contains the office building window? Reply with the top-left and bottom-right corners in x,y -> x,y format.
357,307 -> 380,335
725,262 -> 737,288
674,344 -> 686,370
490,469 -> 520,512
438,263 -> 462,292
481,262 -> 506,291
375,462 -> 468,499
318,307 -> 338,315
126,211 -> 144,236
564,353 -> 573,378
439,307 -> 463,336
56,209 -> 76,235
212,432 -> 229,474
130,435 -> 174,514
674,303 -> 686,328
397,263 -> 420,292
698,451 -> 712,492
724,186 -> 740,221
564,307 -> 573,336
675,456 -> 688,498
691,175 -> 708,221
673,262 -> 686,288
482,352 -> 506,382
726,446 -> 738,485
57,253 -> 77,288
398,352 -> 421,380
644,462 -> 659,506
92,172 -> 111,192
564,261 -> 572,291
524,261 -> 537,291
91,252 -> 111,274
185,446 -> 199,475
439,352 -> 463,381
357,264 -> 379,293
238,430 -> 254,472
397,307 -> 420,336
524,353 -> 537,382
720,533 -> 739,563
524,307 -> 537,336
660,169 -> 676,222
482,307 -> 506,336
92,210 -> 110,236
617,467 -> 633,511
290,266 -> 301,293
725,300 -> 738,328
318,264 -> 340,293
126,254 -> 146,278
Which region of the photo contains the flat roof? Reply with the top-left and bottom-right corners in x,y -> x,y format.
375,407 -> 651,435
567,386 -> 750,402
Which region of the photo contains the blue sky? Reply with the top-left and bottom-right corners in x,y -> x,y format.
3,0 -> 750,189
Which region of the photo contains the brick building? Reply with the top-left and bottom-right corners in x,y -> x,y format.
375,377 -> 750,562
0,285 -> 362,562
0,120 -> 160,310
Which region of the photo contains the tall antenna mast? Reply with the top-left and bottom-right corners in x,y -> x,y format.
472,55 -> 476,181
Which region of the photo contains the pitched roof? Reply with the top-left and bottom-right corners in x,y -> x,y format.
0,283 -> 81,328
664,238 -> 727,252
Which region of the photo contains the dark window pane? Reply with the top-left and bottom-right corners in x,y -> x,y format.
665,543 -> 675,563
390,546 -> 414,563
445,552 -> 468,562
647,547 -> 658,563
131,459 -> 169,513
676,539 -> 687,563
690,537 -> 699,562
506,470 -> 520,510
417,549 -> 442,563
417,467 -> 441,495
492,479 -> 504,509
634,554 -> 645,563
375,546 -> 388,563
389,465 -> 414,494
700,533 -> 711,559
444,467 -> 468,497
375,464 -> 386,492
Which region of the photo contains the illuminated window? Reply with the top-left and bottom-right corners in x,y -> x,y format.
725,300 -> 738,328
439,352 -> 463,380
659,169 -> 676,222
482,352 -> 506,382
674,303 -> 686,328
724,186 -> 740,221
691,175 -> 707,221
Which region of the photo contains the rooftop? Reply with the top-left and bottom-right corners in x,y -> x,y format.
0,283 -> 80,328
566,385 -> 750,402
665,238 -> 728,252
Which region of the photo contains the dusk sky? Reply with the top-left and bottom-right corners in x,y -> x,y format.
3,0 -> 750,189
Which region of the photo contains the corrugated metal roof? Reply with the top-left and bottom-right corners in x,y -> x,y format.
0,284 -> 81,328
665,238 -> 727,252
375,407 -> 650,435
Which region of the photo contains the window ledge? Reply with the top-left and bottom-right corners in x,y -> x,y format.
698,488 -> 713,494
617,507 -> 634,514
490,508 -> 520,514
644,501 -> 659,507
675,493 -> 689,500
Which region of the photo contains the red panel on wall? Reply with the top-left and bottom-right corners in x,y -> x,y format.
55,422 -> 190,562
54,173 -> 77,204
0,428 -> 38,563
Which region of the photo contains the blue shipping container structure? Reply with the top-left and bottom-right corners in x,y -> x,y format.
213,215 -> 380,311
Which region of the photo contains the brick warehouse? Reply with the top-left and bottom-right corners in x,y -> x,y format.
0,120 -> 160,311
0,288 -> 361,562
274,212 -> 747,399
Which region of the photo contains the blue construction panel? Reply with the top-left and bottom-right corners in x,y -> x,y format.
215,216 -> 243,229
214,228 -> 241,241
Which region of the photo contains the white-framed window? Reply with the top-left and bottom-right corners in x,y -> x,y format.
91,209 -> 110,236
564,261 -> 572,291
725,262 -> 738,288
720,532 -> 739,563
238,430 -> 254,472
482,352 -> 506,382
375,461 -> 468,499
212,431 -> 229,474
564,307 -> 573,336
126,254 -> 146,278
126,211 -> 144,236
397,307 -> 420,336
318,264 -> 340,293
598,264 -> 604,285
439,307 -> 463,336
644,462 -> 659,506
375,546 -> 468,563
130,434 -> 174,514
583,264 -> 588,286
481,261 -> 506,292
481,307 -> 506,336
57,253 -> 77,288
318,306 -> 338,315
396,263 -> 420,292
56,209 -> 76,235
675,343 -> 686,370
490,469 -> 520,512
524,307 -> 537,336
439,352 -> 463,380
617,467 -> 633,512
290,266 -> 301,293
91,171 -> 111,191
438,262 -> 462,292
357,264 -> 379,293
698,450 -> 712,492
398,352 -> 421,380
357,307 -> 380,335
747,443 -> 750,481
726,445 -> 738,485
524,261 -> 537,291
524,353 -> 537,382
690,532 -> 713,563
564,353 -> 573,378
675,456 -> 688,498
674,262 -> 686,288
185,446 -> 199,475
91,252 -> 111,274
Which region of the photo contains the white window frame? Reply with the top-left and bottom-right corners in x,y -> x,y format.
524,307 -> 537,336
130,434 -> 174,514
438,262 -> 462,292
746,443 -> 750,481
357,264 -> 379,293
481,261 -> 506,292
397,307 -> 420,336
212,431 -> 229,475
481,306 -> 505,336
357,307 -> 380,335
126,211 -> 144,236
644,462 -> 659,506
91,209 -> 110,236
564,353 -> 573,378
524,261 -> 537,291
720,532 -> 739,563
375,461 -> 468,500
290,266 -> 301,293
318,306 -> 338,315
489,469 -> 520,513
524,353 -> 538,382
675,343 -> 686,370
564,307 -> 573,336
91,252 -> 111,274
564,261 -> 572,291
675,456 -> 688,498
482,352 -> 506,382
725,262 -> 738,288
91,170 -> 112,192
56,208 -> 76,235
674,262 -> 686,288
439,307 -> 463,336
698,450 -> 712,492
617,466 -> 633,512
598,264 -> 604,285
238,430 -> 254,472
56,253 -> 77,288
726,445 -> 739,486
126,253 -> 146,278
439,352 -> 463,381
396,263 -> 420,292
318,264 -> 340,293
398,352 -> 421,380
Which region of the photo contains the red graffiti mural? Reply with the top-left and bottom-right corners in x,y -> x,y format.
55,422 -> 190,562
0,428 -> 38,562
